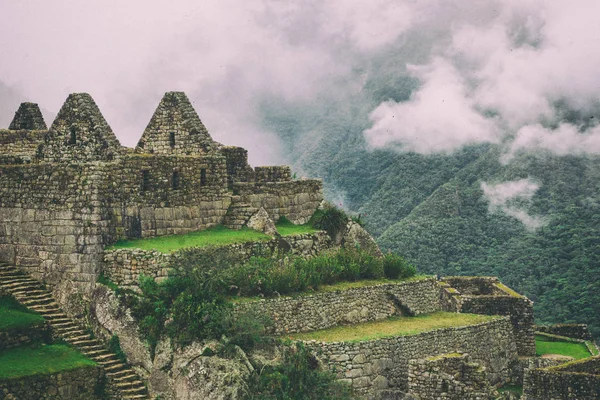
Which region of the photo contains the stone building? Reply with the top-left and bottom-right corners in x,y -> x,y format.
0,92 -> 323,291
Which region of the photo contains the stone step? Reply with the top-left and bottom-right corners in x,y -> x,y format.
113,374 -> 140,382
0,264 -> 149,399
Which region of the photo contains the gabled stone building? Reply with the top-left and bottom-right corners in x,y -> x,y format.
0,92 -> 322,291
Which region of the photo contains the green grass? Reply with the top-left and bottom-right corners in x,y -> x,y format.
107,225 -> 272,253
227,276 -> 431,303
0,344 -> 96,379
535,334 -> 592,360
316,275 -> 431,293
286,312 -> 499,342
275,217 -> 320,236
0,296 -> 45,331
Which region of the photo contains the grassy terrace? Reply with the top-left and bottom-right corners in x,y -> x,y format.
228,275 -> 432,303
286,312 -> 499,342
535,334 -> 592,359
0,344 -> 96,379
107,222 -> 319,253
0,296 -> 45,330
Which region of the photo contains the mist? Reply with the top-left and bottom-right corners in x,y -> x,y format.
2,0 -> 599,169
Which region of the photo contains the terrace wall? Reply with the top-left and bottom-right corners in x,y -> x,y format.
523,356 -> 600,400
441,277 -> 536,356
407,353 -> 494,400
535,324 -> 593,340
234,278 -> 441,335
0,365 -> 104,400
306,317 -> 517,397
103,232 -> 332,288
0,322 -> 52,351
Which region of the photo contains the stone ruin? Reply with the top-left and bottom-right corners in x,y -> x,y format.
0,93 -> 323,292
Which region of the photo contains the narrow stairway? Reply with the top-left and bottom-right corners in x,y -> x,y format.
0,262 -> 150,400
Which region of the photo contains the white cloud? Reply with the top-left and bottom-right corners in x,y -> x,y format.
502,123 -> 600,163
363,0 -> 600,158
481,178 -> 546,230
364,58 -> 499,154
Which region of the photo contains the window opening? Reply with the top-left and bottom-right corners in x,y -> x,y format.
141,170 -> 150,192
69,126 -> 77,145
172,171 -> 180,190
200,168 -> 207,186
169,132 -> 176,148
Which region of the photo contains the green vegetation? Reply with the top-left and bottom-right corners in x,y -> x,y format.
108,335 -> 127,363
97,273 -> 119,292
122,245 -> 413,352
108,225 -> 271,253
287,312 -> 498,342
244,342 -> 356,400
535,334 -> 591,359
311,207 -> 349,238
316,275 -> 429,293
0,344 -> 96,379
224,247 -> 416,297
498,384 -> 523,395
275,216 -> 319,236
267,86 -> 600,337
0,296 -> 45,330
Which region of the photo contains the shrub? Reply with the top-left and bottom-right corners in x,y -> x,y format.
244,342 -> 356,400
382,253 -> 416,279
108,334 -> 127,363
311,207 -> 349,238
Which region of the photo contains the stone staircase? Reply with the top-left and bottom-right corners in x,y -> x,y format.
0,262 -> 149,400
223,198 -> 258,229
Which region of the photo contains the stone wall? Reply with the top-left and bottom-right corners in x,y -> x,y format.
135,92 -> 219,155
220,146 -> 254,188
254,166 -> 292,183
306,317 -> 517,397
39,93 -> 125,163
232,179 -> 323,224
0,164 -> 106,286
103,154 -> 230,240
509,357 -> 566,386
441,277 -> 536,356
8,102 -> 47,131
523,356 -> 600,400
0,322 -> 52,351
407,353 -> 495,400
103,232 -> 333,288
535,324 -> 593,340
0,129 -> 46,164
0,365 -> 104,400
234,278 -> 441,335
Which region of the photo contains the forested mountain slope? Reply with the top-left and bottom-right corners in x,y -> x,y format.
266,95 -> 600,336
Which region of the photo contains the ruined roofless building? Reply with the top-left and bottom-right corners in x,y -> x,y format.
0,92 -> 323,291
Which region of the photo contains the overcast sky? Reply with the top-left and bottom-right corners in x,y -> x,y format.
2,0 -> 600,166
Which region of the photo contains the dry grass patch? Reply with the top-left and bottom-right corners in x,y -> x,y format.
286,312 -> 499,343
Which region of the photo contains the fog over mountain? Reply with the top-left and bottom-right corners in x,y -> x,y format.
3,1 -> 598,166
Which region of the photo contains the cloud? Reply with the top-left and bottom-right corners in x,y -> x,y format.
364,58 -> 500,154
363,0 -> 600,158
502,123 -> 600,163
3,0 -> 600,165
481,178 -> 546,230
0,0 -> 419,165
